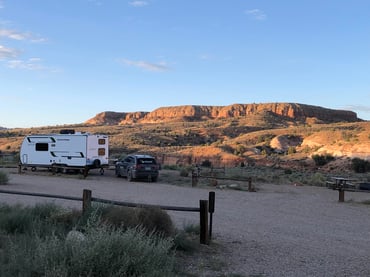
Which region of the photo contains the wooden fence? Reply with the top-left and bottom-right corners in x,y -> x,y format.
0,188 -> 215,244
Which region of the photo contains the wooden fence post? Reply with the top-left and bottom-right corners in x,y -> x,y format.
248,177 -> 255,192
82,189 -> 92,214
339,189 -> 345,202
209,191 -> 215,239
192,170 -> 198,187
200,200 -> 209,244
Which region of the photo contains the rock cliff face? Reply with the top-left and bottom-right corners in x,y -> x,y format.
85,111 -> 149,125
85,103 -> 360,125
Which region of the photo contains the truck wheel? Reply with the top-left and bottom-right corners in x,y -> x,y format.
31,167 -> 36,172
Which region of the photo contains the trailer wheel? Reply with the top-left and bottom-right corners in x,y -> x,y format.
93,159 -> 101,168
51,164 -> 57,175
31,167 -> 36,172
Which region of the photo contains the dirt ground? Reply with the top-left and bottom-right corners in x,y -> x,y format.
1,167 -> 370,276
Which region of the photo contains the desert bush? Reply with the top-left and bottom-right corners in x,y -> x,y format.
287,146 -> 296,155
312,154 -> 335,166
284,169 -> 293,174
257,133 -> 275,144
101,206 -> 139,229
172,223 -> 200,253
100,205 -> 175,237
1,225 -> 175,277
0,203 -> 64,236
183,223 -> 200,235
0,204 -> 176,277
234,144 -> 246,156
201,159 -> 212,167
179,168 -> 189,177
307,172 -> 326,186
137,207 -> 175,237
0,170 -> 9,185
162,164 -> 180,170
351,158 -> 370,173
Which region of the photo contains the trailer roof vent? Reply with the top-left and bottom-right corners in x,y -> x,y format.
60,129 -> 75,134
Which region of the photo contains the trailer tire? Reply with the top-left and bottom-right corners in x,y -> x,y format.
93,159 -> 101,168
31,167 -> 36,172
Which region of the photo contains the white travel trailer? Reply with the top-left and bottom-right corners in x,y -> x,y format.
19,131 -> 109,176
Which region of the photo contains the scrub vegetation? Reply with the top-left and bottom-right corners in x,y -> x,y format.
0,203 -> 201,277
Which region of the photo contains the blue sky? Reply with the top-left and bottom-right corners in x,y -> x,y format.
0,0 -> 369,128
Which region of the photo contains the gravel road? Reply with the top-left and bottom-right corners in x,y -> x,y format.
1,168 -> 370,277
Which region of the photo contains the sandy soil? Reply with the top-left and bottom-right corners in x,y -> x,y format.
1,168 -> 370,277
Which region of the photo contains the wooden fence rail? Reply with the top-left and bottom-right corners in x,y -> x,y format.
0,188 -> 215,244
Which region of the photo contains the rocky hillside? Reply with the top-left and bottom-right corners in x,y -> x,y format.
85,111 -> 148,125
85,103 -> 360,125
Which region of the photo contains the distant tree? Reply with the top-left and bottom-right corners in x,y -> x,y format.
201,159 -> 212,167
312,154 -> 335,166
287,146 -> 296,155
351,158 -> 370,173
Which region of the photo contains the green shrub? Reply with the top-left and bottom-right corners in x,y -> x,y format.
0,170 -> 9,185
101,206 -> 175,237
173,224 -> 200,252
0,203 -> 64,236
287,146 -> 296,155
2,225 -> 175,277
162,164 -> 180,170
183,223 -> 200,235
179,168 -> 189,177
284,169 -> 293,174
137,207 -> 175,237
312,154 -> 335,166
0,205 -> 176,277
201,159 -> 212,167
351,158 -> 370,173
307,172 -> 326,186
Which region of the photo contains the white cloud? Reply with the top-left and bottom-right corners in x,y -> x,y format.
129,1 -> 148,7
0,28 -> 46,42
121,59 -> 170,72
245,9 -> 267,21
7,57 -> 45,70
199,54 -> 212,60
88,0 -> 102,5
343,105 -> 370,113
0,45 -> 20,59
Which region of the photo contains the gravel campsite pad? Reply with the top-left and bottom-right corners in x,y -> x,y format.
1,168 -> 370,277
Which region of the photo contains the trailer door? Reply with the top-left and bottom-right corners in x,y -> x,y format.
86,135 -> 109,166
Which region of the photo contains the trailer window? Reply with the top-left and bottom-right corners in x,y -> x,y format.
98,148 -> 105,156
36,143 -> 48,151
98,139 -> 106,145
